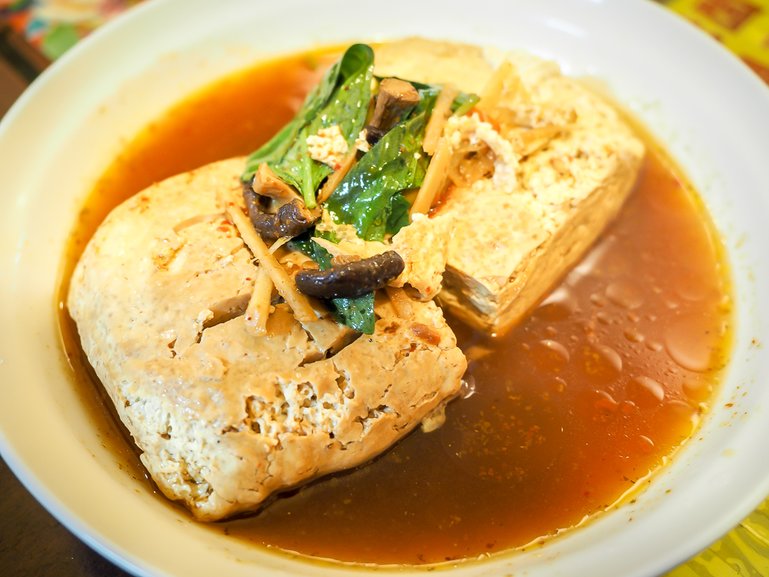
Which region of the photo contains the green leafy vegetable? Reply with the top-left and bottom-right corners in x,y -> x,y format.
325,90 -> 438,241
325,290 -> 376,335
324,82 -> 477,242
452,92 -> 481,116
242,44 -> 374,208
385,194 -> 411,236
289,235 -> 376,334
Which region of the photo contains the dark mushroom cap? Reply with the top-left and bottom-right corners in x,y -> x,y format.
243,186 -> 318,241
295,250 -> 405,299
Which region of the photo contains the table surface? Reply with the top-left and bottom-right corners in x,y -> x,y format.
2,1 -> 769,576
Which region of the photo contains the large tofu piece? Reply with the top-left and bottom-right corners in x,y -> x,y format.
376,39 -> 645,334
68,158 -> 466,521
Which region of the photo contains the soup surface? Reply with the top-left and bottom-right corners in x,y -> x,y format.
58,47 -> 732,565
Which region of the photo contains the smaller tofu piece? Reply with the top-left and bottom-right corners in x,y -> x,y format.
376,40 -> 645,334
438,57 -> 644,333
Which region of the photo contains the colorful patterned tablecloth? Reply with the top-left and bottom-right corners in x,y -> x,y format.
2,0 -> 769,82
1,1 -> 768,575
3,0 -> 769,83
0,0 -> 142,60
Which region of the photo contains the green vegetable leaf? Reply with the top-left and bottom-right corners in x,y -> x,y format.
325,90 -> 437,241
386,193 -> 411,234
242,44 -> 374,208
452,92 -> 481,116
242,58 -> 341,177
327,291 -> 376,335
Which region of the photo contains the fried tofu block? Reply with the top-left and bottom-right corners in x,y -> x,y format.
67,158 -> 466,521
376,40 -> 645,334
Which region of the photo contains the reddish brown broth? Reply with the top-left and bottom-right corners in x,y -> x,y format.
57,48 -> 732,565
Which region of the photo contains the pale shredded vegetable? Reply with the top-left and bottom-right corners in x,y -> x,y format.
226,204 -> 318,323
244,267 -> 274,336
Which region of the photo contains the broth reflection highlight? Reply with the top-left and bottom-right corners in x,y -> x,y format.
58,48 -> 732,565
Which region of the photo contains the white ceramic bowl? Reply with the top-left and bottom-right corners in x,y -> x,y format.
2,1 -> 769,576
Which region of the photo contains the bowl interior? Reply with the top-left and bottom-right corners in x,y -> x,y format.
2,1 -> 769,576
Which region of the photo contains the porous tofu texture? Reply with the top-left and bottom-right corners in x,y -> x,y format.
67,158 -> 466,521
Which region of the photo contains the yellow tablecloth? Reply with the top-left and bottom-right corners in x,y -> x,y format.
664,0 -> 769,84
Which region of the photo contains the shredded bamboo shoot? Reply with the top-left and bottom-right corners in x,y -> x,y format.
244,268 -> 274,336
423,85 -> 457,156
385,286 -> 413,319
410,137 -> 452,215
268,236 -> 291,254
226,205 -> 318,323
253,163 -> 302,204
510,124 -> 565,157
478,60 -> 514,111
317,149 -> 357,204
301,317 -> 357,352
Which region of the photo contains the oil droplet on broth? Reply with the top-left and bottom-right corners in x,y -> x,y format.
460,375 -> 477,399
624,327 -> 645,343
529,339 -> 571,373
605,280 -> 645,310
636,435 -> 655,454
645,340 -> 664,352
582,343 -> 623,384
659,399 -> 700,433
628,376 -> 666,407
538,340 -> 570,362
664,312 -> 720,372
620,400 -> 638,415
589,292 -> 608,308
674,268 -> 711,302
598,345 -> 623,373
682,380 -> 712,404
549,377 -> 568,394
596,311 -> 612,325
593,389 -> 619,413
